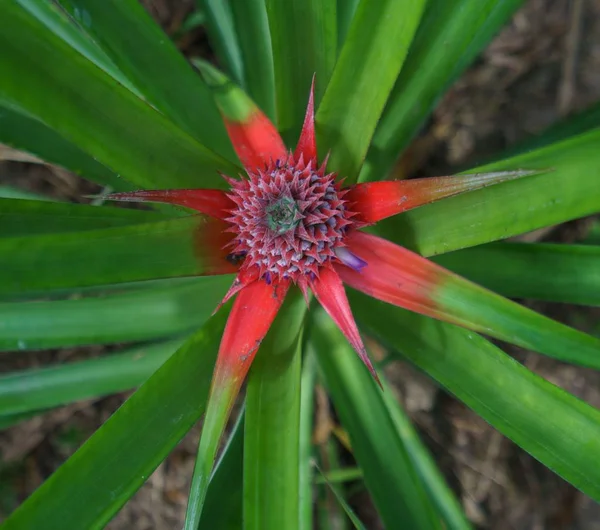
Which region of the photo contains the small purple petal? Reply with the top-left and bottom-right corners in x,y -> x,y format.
335,247 -> 368,272
264,271 -> 272,285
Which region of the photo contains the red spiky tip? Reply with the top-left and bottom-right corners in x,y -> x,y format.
224,153 -> 359,283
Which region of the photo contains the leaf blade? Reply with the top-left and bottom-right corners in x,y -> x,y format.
340,232 -> 600,369
267,0 -> 337,143
312,309 -> 443,530
376,129 -> 600,256
243,293 -> 307,530
351,293 -> 600,502
379,379 -> 474,530
299,350 -> 317,530
0,217 -> 236,297
434,242 -> 600,307
16,0 -> 140,94
314,464 -> 368,530
0,198 -> 164,237
0,4 -> 238,190
3,311 -> 228,530
198,0 -> 244,86
361,0 -> 526,181
0,339 -> 184,416
0,102 -> 126,190
230,0 -> 276,121
200,409 -> 245,530
0,276 -> 231,351
55,0 -> 235,162
316,0 -> 427,181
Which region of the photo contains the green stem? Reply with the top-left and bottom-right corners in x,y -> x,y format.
244,292 -> 307,530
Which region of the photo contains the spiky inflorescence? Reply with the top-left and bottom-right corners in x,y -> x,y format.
225,153 -> 358,283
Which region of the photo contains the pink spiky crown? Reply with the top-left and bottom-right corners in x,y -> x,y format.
224,153 -> 360,283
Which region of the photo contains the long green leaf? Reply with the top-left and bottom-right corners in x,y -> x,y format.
312,310 -> 443,530
0,411 -> 43,430
408,259 -> 600,368
336,0 -> 359,51
0,103 -> 127,190
299,350 -> 317,530
361,0 -> 525,181
230,0 -> 275,121
434,242 -> 600,306
200,410 -> 244,530
0,198 -> 164,237
0,186 -> 51,201
266,0 -> 337,142
244,294 -> 306,530
0,4 -> 238,190
198,0 -> 244,86
314,468 -> 363,485
0,276 -> 231,351
320,438 -> 351,530
379,379 -> 473,530
15,0 -> 140,94
376,129 -> 600,256
0,339 -> 184,416
55,0 -> 235,162
0,217 -> 231,297
317,0 -> 427,181
3,311 -> 228,530
351,293 -> 600,502
314,464 -> 367,530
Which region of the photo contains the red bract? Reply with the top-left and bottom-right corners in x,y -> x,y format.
106,81 -> 534,485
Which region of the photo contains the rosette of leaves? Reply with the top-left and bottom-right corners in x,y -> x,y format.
0,1 -> 599,529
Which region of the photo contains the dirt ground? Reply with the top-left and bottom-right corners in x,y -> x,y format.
1,0 -> 600,528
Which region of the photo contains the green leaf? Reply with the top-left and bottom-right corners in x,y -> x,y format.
266,0 -> 337,143
312,309 -> 443,530
314,464 -> 367,530
230,0 -> 275,121
434,242 -> 600,307
299,350 -> 317,530
173,9 -> 207,38
0,4 -> 238,190
183,290 -> 304,529
243,293 -> 306,530
3,311 -> 228,530
55,0 -> 235,163
319,438 -> 352,530
316,0 -> 427,181
361,0 -> 525,181
0,217 -> 231,297
379,379 -> 473,530
197,0 -> 244,86
422,263 -> 600,369
314,468 -> 363,484
350,293 -> 600,502
0,186 -> 51,202
376,129 -> 600,256
200,409 -> 244,530
0,339 -> 184,416
0,276 -> 231,351
0,103 -> 127,190
0,198 -> 164,237
0,411 -> 43,430
15,0 -> 141,95
336,0 -> 359,51
194,60 -> 265,125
